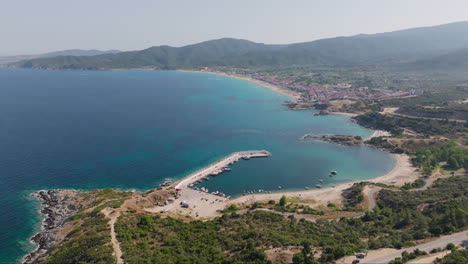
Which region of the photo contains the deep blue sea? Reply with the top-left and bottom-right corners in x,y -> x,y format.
0,69 -> 394,263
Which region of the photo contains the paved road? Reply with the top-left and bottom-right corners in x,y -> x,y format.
381,108 -> 466,123
361,230 -> 468,264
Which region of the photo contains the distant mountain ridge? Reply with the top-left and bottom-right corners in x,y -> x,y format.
41,49 -> 121,57
11,21 -> 468,70
0,49 -> 120,65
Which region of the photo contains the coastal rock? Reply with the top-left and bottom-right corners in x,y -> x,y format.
285,101 -> 313,110
22,190 -> 83,264
314,110 -> 330,116
302,134 -> 363,146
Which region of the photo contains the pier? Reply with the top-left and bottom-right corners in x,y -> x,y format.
147,150 -> 271,218
175,150 -> 271,191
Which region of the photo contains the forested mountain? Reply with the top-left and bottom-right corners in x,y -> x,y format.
0,49 -> 120,65
12,22 -> 468,70
250,21 -> 468,66
14,39 -> 278,69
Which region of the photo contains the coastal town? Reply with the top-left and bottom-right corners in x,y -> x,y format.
251,75 -> 423,103
198,67 -> 424,104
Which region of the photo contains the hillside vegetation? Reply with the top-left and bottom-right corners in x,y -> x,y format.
354,112 -> 467,136
109,176 -> 468,264
13,22 -> 468,70
406,47 -> 468,72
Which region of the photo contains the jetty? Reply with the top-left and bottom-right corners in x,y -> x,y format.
175,150 -> 271,191
148,151 -> 271,218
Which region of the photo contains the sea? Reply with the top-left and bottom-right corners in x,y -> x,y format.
0,69 -> 394,263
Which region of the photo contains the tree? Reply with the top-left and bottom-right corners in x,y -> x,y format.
279,195 -> 287,207
293,242 -> 319,264
446,243 -> 456,250
422,165 -> 433,176
448,156 -> 460,170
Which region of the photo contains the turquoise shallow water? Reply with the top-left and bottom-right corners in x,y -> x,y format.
0,69 -> 394,263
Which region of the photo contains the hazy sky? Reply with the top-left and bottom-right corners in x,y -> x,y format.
1,0 -> 468,55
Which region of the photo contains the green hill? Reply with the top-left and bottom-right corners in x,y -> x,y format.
13,22 -> 468,70
404,47 -> 468,71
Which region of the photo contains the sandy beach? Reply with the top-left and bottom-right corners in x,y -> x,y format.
147,152 -> 418,218
229,154 -> 418,207
179,70 -> 302,101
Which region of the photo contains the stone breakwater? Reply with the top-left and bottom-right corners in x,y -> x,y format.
175,150 -> 271,191
23,190 -> 82,264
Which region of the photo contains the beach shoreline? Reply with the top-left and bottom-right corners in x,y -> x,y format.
144,152 -> 417,219
228,153 -> 418,207
178,69 -> 302,101
23,190 -> 83,264
22,68 -> 412,261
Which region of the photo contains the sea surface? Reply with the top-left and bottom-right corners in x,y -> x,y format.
0,69 -> 394,263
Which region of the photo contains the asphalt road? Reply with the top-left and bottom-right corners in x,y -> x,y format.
361,230 -> 468,264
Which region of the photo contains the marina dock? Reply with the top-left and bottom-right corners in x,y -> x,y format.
175,150 -> 271,191
148,150 -> 272,218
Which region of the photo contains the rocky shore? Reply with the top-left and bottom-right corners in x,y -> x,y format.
302,134 -> 364,146
23,190 -> 83,264
284,101 -> 314,110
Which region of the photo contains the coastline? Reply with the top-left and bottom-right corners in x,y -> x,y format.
228,153 -> 418,207
21,69 -> 411,261
178,70 -> 301,101
368,129 -> 392,139
23,190 -> 83,264
327,111 -> 391,139
328,111 -> 358,117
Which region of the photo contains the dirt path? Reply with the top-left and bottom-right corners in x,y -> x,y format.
248,208 -> 319,222
411,172 -> 464,191
363,185 -> 381,211
102,208 -> 124,264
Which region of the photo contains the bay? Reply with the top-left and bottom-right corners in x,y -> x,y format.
0,69 -> 393,263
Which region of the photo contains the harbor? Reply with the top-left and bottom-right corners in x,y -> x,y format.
174,150 -> 271,192
148,150 -> 271,217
